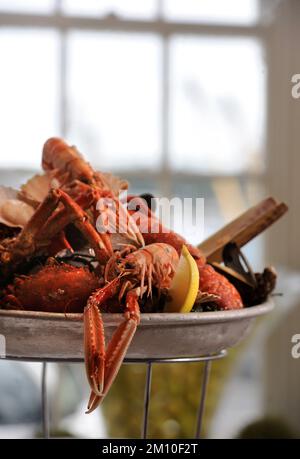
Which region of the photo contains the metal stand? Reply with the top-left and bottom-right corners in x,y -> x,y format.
39,351 -> 226,439
195,360 -> 211,439
142,363 -> 153,439
41,362 -> 49,439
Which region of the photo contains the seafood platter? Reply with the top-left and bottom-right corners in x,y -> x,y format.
0,138 -> 287,412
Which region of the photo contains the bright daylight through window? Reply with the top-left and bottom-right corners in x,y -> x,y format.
0,0 -> 264,251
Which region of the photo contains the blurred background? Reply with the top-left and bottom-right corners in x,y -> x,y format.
0,0 -> 300,439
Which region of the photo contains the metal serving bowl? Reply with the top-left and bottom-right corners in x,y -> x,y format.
0,298 -> 273,361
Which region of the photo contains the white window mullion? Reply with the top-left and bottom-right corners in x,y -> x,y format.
56,1 -> 67,138
58,29 -> 67,137
159,36 -> 172,198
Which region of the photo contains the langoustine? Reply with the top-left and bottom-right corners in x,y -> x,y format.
42,138 -> 144,248
126,195 -> 243,310
85,242 -> 179,413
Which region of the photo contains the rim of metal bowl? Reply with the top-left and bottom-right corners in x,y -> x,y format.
0,297 -> 274,325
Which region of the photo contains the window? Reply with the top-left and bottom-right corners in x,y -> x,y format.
0,0 -> 55,14
0,0 -> 265,262
67,32 -> 161,171
169,36 -> 264,174
163,0 -> 259,24
61,0 -> 158,19
0,28 -> 59,168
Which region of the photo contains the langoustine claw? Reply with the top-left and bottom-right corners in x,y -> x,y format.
84,243 -> 179,413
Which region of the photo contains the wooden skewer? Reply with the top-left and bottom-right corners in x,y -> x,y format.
198,197 -> 288,263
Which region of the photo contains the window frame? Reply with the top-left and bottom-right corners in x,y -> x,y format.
0,4 -> 266,198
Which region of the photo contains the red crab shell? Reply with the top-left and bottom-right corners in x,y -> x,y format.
2,264 -> 101,313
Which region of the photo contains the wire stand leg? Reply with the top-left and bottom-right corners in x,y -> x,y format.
41,362 -> 50,439
141,362 -> 153,439
195,360 -> 212,439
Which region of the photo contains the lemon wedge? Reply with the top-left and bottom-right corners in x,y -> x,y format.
164,245 -> 199,313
